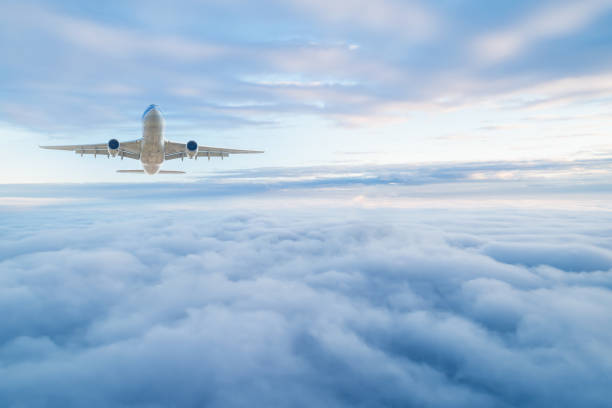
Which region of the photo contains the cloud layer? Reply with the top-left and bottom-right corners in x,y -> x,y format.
2,0 -> 612,130
2,187 -> 612,407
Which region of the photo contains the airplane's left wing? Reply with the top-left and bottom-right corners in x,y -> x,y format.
165,141 -> 263,161
40,140 -> 141,160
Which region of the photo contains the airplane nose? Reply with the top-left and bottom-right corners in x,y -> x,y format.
142,104 -> 161,119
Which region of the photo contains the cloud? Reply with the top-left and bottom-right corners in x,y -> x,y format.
3,0 -> 612,133
286,0 -> 439,40
483,242 -> 612,272
0,197 -> 86,207
199,158 -> 612,193
4,157 -> 612,207
473,0 -> 612,63
1,3 -> 223,61
489,72 -> 612,110
1,181 -> 612,406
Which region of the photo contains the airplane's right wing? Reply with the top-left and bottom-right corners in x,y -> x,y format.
40,140 -> 142,160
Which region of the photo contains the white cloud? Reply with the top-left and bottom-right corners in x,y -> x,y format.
496,72 -> 612,108
473,0 -> 612,63
0,197 -> 85,207
1,186 -> 612,406
1,4 -> 223,61
287,0 -> 439,40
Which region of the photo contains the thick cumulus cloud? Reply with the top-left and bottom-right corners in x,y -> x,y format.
2,198 -> 612,407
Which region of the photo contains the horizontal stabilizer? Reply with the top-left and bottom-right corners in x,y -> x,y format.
116,170 -> 186,174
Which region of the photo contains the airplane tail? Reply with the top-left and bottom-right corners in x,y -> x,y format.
117,170 -> 186,174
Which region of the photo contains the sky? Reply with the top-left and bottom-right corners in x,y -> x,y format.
1,0 -> 612,181
2,1 -> 612,407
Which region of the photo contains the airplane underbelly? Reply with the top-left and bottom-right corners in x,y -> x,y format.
141,145 -> 163,165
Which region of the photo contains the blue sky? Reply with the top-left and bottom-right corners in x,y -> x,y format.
2,1 -> 612,407
2,0 -> 612,181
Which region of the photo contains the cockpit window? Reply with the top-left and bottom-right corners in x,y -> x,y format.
142,104 -> 158,120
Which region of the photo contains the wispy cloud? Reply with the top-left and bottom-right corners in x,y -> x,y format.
286,0 -> 439,40
1,4 -> 224,61
473,0 -> 612,63
4,158 -> 612,212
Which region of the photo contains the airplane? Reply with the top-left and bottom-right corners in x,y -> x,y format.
40,104 -> 263,174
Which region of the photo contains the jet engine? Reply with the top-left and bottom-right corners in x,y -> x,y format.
186,140 -> 198,159
108,139 -> 120,157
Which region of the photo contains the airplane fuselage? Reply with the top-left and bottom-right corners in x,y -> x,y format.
141,105 -> 165,174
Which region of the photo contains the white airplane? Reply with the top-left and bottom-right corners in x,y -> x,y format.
41,104 -> 263,174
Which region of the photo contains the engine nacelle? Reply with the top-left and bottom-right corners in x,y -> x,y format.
108,139 -> 119,157
186,140 -> 198,159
